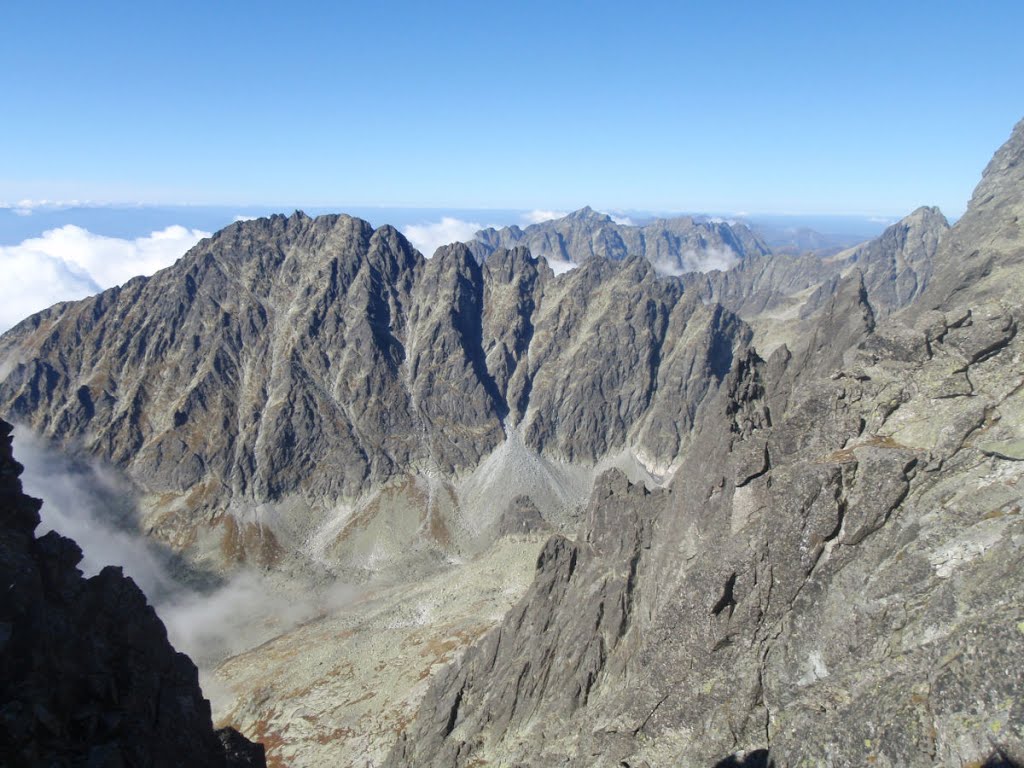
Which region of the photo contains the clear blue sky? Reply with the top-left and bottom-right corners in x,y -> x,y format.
3,1 -> 1022,216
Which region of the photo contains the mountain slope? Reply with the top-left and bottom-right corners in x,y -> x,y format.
386,123 -> 1024,767
0,216 -> 751,579
677,205 -> 949,357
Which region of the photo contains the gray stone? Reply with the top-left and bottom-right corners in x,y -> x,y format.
386,118 -> 1024,768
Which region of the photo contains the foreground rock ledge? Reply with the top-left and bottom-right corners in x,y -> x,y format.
0,419 -> 265,768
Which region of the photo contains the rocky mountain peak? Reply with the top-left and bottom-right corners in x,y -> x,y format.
914,120 -> 1024,311
469,206 -> 770,275
483,246 -> 546,283
970,117 -> 1024,210
0,214 -> 755,576
566,205 -> 613,222
428,241 -> 479,273
905,204 -> 947,224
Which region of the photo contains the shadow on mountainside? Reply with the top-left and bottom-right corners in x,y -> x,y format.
712,749 -> 770,767
709,748 -> 1024,767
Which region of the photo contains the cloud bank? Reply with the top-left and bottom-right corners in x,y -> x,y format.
402,217 -> 484,257
14,427 -> 358,703
1,199 -> 90,216
544,257 -> 579,275
0,224 -> 210,332
652,245 -> 740,277
16,428 -> 180,600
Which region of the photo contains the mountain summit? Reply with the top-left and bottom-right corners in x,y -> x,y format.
0,211 -> 750,578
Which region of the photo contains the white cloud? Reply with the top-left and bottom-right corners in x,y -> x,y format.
651,258 -> 685,277
2,198 -> 87,215
15,428 -> 180,600
0,224 -> 210,333
402,216 -> 484,257
0,249 -> 101,332
684,245 -> 739,273
543,257 -> 579,275
652,246 -> 740,277
608,214 -> 633,226
522,209 -> 567,225
233,215 -> 257,222
13,426 -> 360,699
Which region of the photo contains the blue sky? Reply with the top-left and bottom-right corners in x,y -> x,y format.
2,1 -> 1023,216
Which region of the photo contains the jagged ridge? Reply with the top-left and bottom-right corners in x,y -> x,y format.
385,122 -> 1024,767
0,218 -> 752,574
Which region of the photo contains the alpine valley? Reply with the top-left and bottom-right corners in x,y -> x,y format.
2,120 -> 1023,767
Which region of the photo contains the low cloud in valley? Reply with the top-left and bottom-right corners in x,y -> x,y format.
402,216 -> 485,257
14,427 -> 358,700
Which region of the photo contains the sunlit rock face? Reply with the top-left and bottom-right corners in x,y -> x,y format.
387,122 -> 1024,767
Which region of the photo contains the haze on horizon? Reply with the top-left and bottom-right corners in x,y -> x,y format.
3,1 -> 1023,218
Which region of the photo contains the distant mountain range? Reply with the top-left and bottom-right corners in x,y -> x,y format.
467,205 -> 772,274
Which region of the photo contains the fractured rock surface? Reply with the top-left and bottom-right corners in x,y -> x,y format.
386,121 -> 1024,768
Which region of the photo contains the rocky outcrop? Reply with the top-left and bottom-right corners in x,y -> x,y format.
0,419 -> 265,767
388,471 -> 665,767
469,206 -> 771,274
385,122 -> 1024,767
496,495 -> 549,537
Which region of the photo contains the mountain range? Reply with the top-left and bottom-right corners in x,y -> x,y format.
467,206 -> 771,275
1,120 -> 1022,766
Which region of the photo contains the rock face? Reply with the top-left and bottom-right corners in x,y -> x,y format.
838,205 -> 948,316
0,419 -> 265,767
0,219 -> 752,576
682,206 -> 949,324
468,206 -> 771,274
791,205 -> 949,322
386,122 -> 1024,767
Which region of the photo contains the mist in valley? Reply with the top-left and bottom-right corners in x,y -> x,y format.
13,427 -> 359,702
